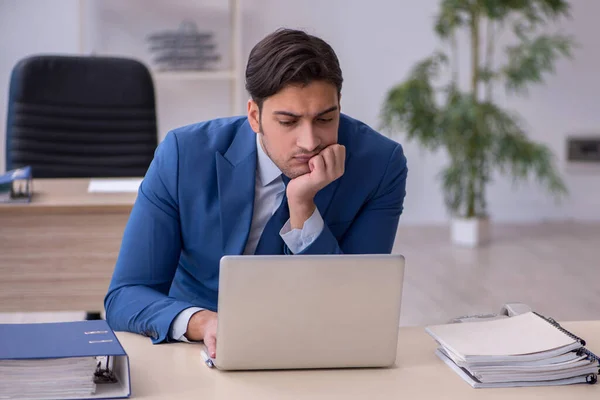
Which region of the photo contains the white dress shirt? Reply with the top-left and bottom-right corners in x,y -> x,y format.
169,134 -> 324,342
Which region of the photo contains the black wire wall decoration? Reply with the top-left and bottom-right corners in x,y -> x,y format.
146,20 -> 221,71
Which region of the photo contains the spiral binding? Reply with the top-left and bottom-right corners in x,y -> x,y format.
532,312 -> 586,346
577,348 -> 600,364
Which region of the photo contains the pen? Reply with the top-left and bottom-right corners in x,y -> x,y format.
201,349 -> 215,368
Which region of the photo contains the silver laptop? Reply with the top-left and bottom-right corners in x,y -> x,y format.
207,254 -> 405,371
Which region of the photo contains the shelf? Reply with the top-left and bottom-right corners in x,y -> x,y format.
79,0 -> 243,115
151,70 -> 237,81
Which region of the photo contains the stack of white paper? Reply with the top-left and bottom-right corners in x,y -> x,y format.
0,357 -> 97,399
87,178 -> 142,193
426,312 -> 600,388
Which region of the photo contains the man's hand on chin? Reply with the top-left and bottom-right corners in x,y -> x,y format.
286,144 -> 346,229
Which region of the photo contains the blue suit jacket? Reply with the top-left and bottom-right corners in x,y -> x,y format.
104,114 -> 407,343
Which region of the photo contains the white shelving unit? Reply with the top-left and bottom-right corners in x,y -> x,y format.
77,0 -> 243,116
152,70 -> 237,81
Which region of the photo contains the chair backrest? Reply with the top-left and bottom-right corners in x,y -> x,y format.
5,55 -> 158,178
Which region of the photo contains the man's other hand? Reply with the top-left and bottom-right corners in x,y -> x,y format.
185,310 -> 218,357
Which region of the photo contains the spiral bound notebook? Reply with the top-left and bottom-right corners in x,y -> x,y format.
426,311 -> 600,388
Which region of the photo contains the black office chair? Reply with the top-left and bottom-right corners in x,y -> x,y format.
5,55 -> 159,321
5,55 -> 158,178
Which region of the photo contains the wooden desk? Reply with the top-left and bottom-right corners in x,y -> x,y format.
0,179 -> 137,312
117,320 -> 600,399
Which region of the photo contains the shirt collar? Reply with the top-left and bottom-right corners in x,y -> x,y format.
256,134 -> 283,187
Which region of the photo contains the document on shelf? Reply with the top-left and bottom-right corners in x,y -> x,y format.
87,178 -> 143,193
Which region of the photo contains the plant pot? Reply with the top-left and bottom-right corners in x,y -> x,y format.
451,217 -> 490,247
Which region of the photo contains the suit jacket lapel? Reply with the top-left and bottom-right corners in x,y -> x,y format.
216,120 -> 257,255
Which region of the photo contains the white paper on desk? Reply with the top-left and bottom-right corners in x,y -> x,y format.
87,178 -> 143,193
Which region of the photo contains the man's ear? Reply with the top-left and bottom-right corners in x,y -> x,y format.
247,99 -> 260,133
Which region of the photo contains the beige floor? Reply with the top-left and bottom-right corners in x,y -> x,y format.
1,222 -> 598,326
394,221 -> 600,326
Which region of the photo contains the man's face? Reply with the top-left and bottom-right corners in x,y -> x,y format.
248,81 -> 340,179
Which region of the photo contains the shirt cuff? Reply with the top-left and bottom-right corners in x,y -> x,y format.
169,307 -> 204,342
280,207 -> 324,254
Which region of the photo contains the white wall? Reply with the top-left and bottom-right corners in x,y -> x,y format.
1,0 -> 599,224
0,0 -> 80,171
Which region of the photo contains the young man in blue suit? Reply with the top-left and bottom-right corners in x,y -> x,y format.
104,29 -> 408,356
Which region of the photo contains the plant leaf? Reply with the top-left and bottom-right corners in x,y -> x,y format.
479,101 -> 568,196
478,67 -> 497,83
380,53 -> 448,150
440,161 -> 468,214
533,0 -> 571,20
482,0 -> 571,21
434,0 -> 470,38
503,34 -> 575,95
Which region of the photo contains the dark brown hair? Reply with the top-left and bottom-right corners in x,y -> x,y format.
245,28 -> 343,111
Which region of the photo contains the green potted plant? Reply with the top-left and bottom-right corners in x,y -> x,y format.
381,0 -> 574,247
